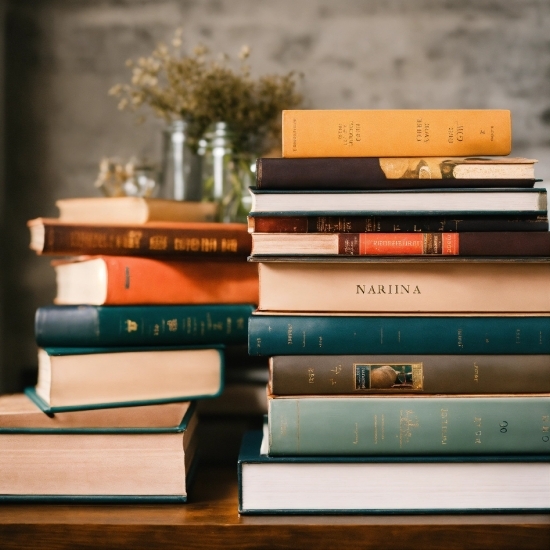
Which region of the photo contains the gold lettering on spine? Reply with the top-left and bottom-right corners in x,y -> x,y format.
441,409 -> 448,445
149,235 -> 168,250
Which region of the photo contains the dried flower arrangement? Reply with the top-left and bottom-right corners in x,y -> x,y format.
109,30 -> 302,154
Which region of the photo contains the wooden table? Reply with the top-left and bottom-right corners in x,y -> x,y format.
0,465 -> 548,549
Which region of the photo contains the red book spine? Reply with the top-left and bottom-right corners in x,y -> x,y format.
338,233 -> 459,255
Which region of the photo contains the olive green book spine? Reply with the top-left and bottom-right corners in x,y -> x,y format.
270,355 -> 550,395
267,395 -> 550,456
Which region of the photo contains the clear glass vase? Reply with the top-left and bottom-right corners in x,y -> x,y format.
160,120 -> 202,201
200,122 -> 255,223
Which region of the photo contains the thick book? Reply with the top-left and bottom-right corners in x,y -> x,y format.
35,304 -> 253,348
248,214 -> 550,233
0,394 -> 197,501
251,232 -> 550,257
256,157 -> 537,190
28,218 -> 251,258
56,197 -> 217,224
53,256 -> 259,305
248,315 -> 550,356
238,430 -> 550,513
29,346 -> 224,412
269,354 -> 550,395
267,393 -> 550,456
255,259 -> 550,313
249,188 -> 547,216
282,109 -> 511,157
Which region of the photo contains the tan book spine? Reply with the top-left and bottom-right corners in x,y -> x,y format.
257,261 -> 550,313
282,110 -> 511,158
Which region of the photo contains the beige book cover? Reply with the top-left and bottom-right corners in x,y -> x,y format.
258,260 -> 550,313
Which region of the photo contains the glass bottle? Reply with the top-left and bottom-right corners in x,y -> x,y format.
200,122 -> 255,223
160,120 -> 202,201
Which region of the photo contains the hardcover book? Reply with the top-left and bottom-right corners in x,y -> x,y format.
53,256 -> 259,305
238,430 -> 550,514
248,214 -> 550,234
0,394 -> 198,501
35,304 -> 254,348
30,346 -> 224,412
255,259 -> 550,313
267,393 -> 550,456
282,109 -> 512,157
250,232 -> 550,257
249,188 -> 547,216
28,218 -> 252,258
248,315 -> 550,356
56,197 -> 217,224
256,157 -> 537,190
269,354 -> 550,395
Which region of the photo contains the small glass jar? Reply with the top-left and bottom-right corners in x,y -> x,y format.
160,120 -> 202,201
200,122 -> 255,223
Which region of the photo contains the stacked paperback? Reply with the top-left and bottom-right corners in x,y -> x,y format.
239,109 -> 550,514
1,197 -> 260,501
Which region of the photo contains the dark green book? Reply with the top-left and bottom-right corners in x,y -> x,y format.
35,304 -> 254,348
268,394 -> 550,456
0,395 -> 198,502
249,315 -> 550,356
238,430 -> 550,514
270,355 -> 550,395
29,346 -> 224,413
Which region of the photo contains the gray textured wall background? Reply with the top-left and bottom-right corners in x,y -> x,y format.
2,0 -> 550,391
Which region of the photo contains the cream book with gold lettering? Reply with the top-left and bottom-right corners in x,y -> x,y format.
255,258 -> 550,313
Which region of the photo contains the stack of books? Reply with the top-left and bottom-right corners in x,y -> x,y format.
1,196 -> 260,501
239,109 -> 550,514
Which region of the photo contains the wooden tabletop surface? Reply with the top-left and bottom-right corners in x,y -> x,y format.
0,465 -> 549,550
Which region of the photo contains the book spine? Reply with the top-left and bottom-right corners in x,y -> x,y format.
248,316 -> 550,356
249,215 -> 550,233
268,395 -> 550,456
252,233 -> 550,256
270,355 -> 550,394
256,261 -> 550,313
256,158 -> 535,190
282,110 -> 512,157
102,258 -> 259,305
35,305 -> 254,347
40,223 -> 251,257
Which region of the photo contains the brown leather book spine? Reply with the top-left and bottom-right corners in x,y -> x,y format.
256,157 -> 535,190
38,222 -> 252,257
270,355 -> 550,395
249,216 -> 549,234
459,232 -> 550,256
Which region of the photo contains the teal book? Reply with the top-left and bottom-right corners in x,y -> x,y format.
267,394 -> 550,456
35,304 -> 254,348
29,346 -> 224,413
0,395 -> 198,502
249,315 -> 550,355
238,430 -> 550,514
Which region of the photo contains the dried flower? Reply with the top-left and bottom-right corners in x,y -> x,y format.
110,31 -> 303,154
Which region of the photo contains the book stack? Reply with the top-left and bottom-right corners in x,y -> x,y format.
1,197 -> 261,502
239,109 -> 550,514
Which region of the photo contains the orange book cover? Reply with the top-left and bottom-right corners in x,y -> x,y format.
282,110 -> 512,157
53,256 -> 259,305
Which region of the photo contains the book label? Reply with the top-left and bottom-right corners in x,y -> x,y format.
339,233 -> 459,255
355,363 -> 423,391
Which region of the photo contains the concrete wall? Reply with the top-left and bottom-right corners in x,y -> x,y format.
2,0 -> 550,391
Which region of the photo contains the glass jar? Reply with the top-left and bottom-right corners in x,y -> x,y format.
200,122 -> 255,223
160,120 -> 202,201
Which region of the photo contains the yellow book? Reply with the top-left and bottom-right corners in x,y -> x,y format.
282,109 -> 511,158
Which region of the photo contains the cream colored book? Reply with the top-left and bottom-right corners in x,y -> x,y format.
256,259 -> 550,313
0,394 -> 197,500
56,197 -> 217,224
34,347 -> 224,412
